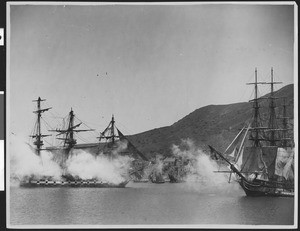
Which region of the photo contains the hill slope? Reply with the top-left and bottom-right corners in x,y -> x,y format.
128,84 -> 294,159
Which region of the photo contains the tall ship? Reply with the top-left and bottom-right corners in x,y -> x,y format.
21,98 -> 148,188
209,68 -> 294,197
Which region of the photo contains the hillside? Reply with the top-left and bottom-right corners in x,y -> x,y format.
128,84 -> 294,159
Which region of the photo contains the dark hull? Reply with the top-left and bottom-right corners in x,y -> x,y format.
20,180 -> 129,188
238,178 -> 294,197
133,179 -> 149,183
149,173 -> 165,184
151,181 -> 165,184
168,174 -> 185,183
150,179 -> 165,184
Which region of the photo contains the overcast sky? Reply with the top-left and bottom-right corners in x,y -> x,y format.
8,3 -> 295,142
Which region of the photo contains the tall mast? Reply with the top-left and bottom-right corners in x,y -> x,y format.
67,108 -> 75,148
111,114 -> 115,144
281,98 -> 288,147
266,67 -> 282,146
31,97 -> 51,155
253,68 -> 260,146
50,108 -> 94,150
247,68 -> 266,147
97,114 -> 119,145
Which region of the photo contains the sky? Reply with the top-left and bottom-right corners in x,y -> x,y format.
8,3 -> 296,142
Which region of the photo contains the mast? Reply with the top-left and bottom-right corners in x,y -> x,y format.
265,67 -> 282,146
246,68 -> 266,147
97,114 -> 119,145
67,108 -> 75,148
281,98 -> 288,147
50,108 -> 94,150
267,67 -> 282,146
31,97 -> 51,155
111,114 -> 115,144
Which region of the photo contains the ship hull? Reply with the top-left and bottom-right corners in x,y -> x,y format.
150,179 -> 165,184
168,174 -> 185,183
238,178 -> 294,197
133,179 -> 149,183
20,180 -> 129,188
151,181 -> 165,184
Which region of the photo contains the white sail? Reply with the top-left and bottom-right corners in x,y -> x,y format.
235,124 -> 251,164
235,148 -> 243,171
275,147 -> 294,177
282,148 -> 294,180
224,125 -> 246,160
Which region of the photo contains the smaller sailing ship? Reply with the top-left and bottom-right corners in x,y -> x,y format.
168,158 -> 186,183
149,171 -> 165,184
210,68 -> 294,197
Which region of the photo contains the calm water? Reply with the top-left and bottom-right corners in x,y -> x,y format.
9,182 -> 294,227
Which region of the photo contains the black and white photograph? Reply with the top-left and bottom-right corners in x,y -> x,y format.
6,1 -> 297,228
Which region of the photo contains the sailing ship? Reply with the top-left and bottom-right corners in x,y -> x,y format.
21,98 -> 147,187
149,171 -> 165,184
167,158 -> 186,183
209,68 -> 294,197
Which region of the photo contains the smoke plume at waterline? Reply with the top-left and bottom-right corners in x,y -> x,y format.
10,135 -> 133,184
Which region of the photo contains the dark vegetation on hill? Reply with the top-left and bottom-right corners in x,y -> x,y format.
128,84 -> 294,160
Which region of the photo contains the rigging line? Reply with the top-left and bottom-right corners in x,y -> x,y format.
41,117 -> 55,131
57,114 -> 69,129
243,71 -> 257,102
116,122 -> 134,135
30,120 -> 37,136
45,107 -> 68,126
258,86 -> 270,98
76,117 -> 103,127
260,69 -> 270,83
237,86 -> 250,104
75,117 -> 95,130
76,131 -> 96,143
247,71 -> 256,83
48,111 -> 65,124
248,87 -> 255,102
44,139 -> 53,147
76,135 -> 88,143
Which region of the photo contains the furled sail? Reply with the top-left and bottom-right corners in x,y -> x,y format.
260,146 -> 278,179
275,147 -> 294,180
282,151 -> 294,180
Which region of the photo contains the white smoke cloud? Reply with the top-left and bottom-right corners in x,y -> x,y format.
66,149 -> 132,184
10,135 -> 133,185
171,139 -> 242,194
10,134 -> 62,183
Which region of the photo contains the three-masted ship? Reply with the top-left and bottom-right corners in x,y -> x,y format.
21,98 -> 147,188
209,68 -> 294,197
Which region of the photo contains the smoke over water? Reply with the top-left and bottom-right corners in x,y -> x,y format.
66,149 -> 132,184
10,135 -> 132,185
10,135 -> 62,186
171,139 -> 242,194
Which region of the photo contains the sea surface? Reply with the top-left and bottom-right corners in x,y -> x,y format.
9,182 -> 295,227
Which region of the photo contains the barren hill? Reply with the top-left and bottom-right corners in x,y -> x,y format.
128,84 -> 294,159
